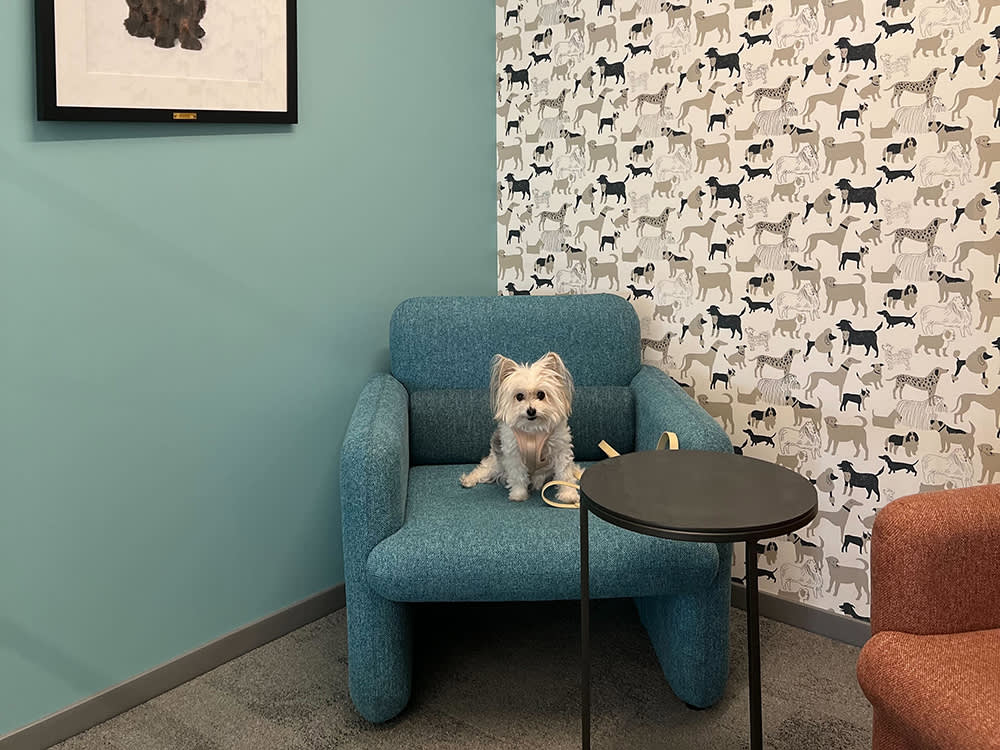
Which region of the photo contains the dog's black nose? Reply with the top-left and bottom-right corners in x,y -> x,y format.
526,407 -> 537,418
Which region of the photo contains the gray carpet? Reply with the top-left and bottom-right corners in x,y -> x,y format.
52,600 -> 871,749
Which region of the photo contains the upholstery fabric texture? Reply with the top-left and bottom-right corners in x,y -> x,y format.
339,373 -> 413,723
366,463 -> 721,602
635,540 -> 734,709
869,485 -> 1000,635
342,295 -> 734,723
858,630 -> 1000,750
871,709 -> 927,750
390,294 -> 640,390
857,486 -> 1000,750
631,365 -> 733,454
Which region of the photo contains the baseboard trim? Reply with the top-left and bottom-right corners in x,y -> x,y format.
730,584 -> 870,647
0,584 -> 346,750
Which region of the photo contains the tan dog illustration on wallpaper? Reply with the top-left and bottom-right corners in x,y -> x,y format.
498,0 -> 1000,623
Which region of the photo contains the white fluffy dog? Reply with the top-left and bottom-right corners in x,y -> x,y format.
460,352 -> 579,503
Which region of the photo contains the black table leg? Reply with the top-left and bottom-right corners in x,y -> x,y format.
580,499 -> 590,750
745,541 -> 762,750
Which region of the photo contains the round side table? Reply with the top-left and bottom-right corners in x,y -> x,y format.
578,450 -> 818,750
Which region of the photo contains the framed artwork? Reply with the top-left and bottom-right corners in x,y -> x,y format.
35,0 -> 297,124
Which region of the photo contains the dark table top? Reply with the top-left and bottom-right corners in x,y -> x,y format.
580,450 -> 818,543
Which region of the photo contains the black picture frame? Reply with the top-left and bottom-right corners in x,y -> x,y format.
35,0 -> 298,124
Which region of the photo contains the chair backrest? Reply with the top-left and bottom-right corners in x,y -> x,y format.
390,295 -> 641,464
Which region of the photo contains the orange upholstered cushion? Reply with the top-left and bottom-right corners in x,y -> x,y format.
871,486 -> 1000,636
858,629 -> 1000,750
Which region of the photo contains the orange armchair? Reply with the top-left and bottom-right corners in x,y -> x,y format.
857,485 -> 1000,750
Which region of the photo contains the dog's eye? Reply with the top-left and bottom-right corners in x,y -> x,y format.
515,393 -> 525,402
537,391 -> 546,400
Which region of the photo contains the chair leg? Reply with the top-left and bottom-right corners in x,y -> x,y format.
635,543 -> 732,709
345,586 -> 413,723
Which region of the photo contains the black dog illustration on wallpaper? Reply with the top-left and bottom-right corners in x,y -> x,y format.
707,304 -> 745,339
125,0 -> 207,50
833,36 -> 882,72
839,602 -> 870,622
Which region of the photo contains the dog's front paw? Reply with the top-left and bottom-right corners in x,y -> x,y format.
508,487 -> 530,502
556,485 -> 580,505
459,473 -> 477,488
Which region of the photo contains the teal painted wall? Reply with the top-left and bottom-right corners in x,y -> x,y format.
0,2 -> 494,735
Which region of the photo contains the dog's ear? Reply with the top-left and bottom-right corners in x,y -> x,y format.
535,352 -> 574,412
538,351 -> 574,390
490,355 -> 520,407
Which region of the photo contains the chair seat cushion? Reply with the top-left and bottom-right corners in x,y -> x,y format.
365,464 -> 722,603
858,629 -> 1000,749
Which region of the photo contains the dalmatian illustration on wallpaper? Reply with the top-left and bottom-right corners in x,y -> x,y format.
497,0 -> 1000,623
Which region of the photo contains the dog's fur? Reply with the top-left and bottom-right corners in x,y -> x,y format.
460,353 -> 578,503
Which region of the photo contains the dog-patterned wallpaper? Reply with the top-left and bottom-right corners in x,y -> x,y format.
496,0 -> 1000,624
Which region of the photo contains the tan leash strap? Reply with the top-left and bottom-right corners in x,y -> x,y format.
597,440 -> 620,458
657,431 -> 679,451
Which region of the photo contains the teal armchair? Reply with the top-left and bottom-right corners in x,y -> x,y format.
340,294 -> 733,722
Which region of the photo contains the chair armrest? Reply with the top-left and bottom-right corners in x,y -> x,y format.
871,485 -> 1000,635
630,365 -> 733,454
340,374 -> 410,588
